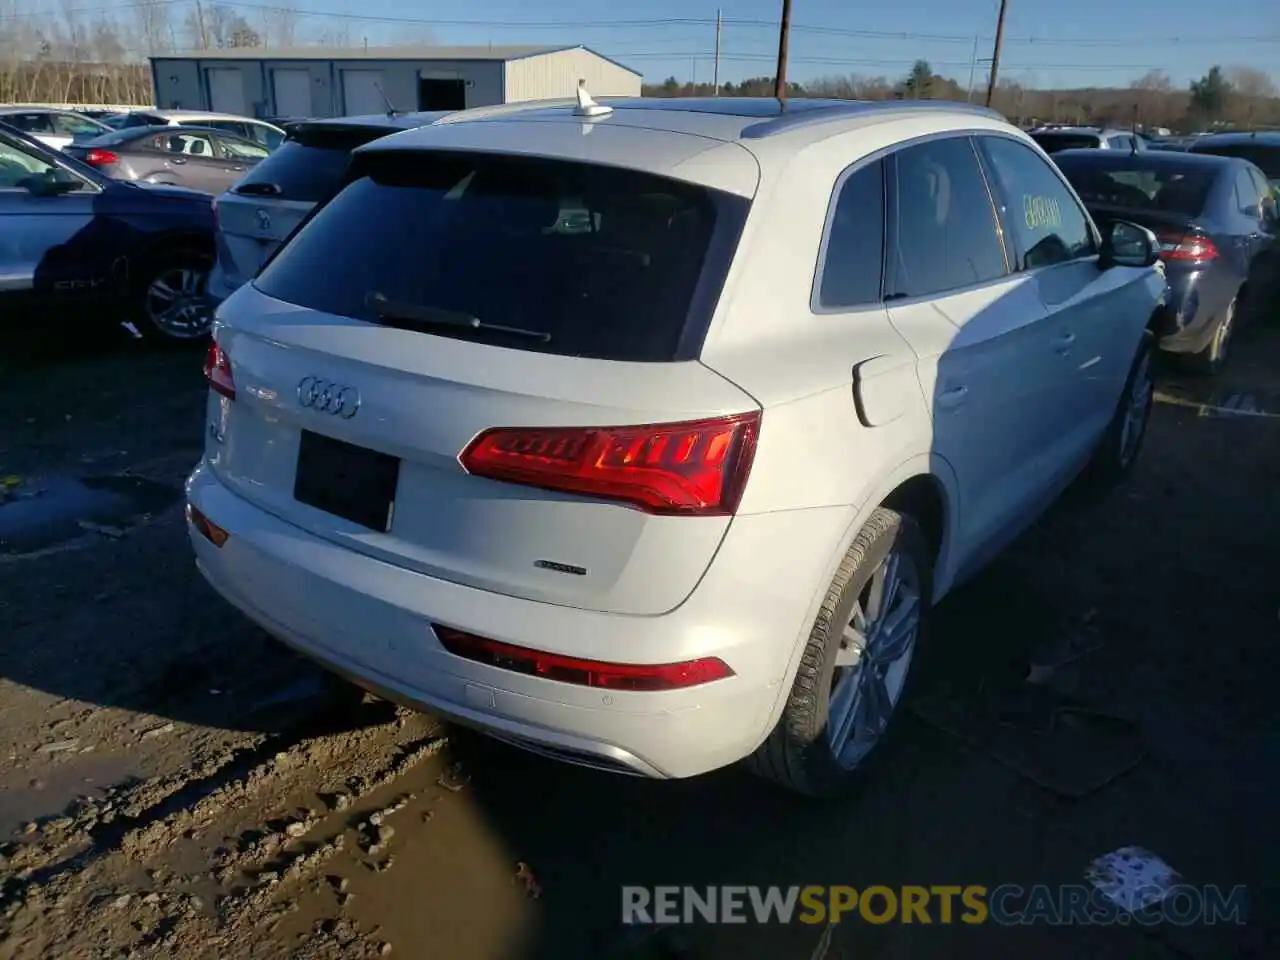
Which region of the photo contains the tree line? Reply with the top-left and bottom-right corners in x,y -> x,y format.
645,61 -> 1280,133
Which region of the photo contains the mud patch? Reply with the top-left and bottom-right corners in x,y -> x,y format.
0,474 -> 181,555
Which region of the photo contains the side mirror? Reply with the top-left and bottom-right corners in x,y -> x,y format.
1099,219 -> 1160,269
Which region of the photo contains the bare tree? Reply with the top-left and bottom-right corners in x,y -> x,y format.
259,3 -> 299,47
1226,66 -> 1277,126
1133,69 -> 1174,128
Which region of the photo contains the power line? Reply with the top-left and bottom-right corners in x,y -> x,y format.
4,0 -> 1280,48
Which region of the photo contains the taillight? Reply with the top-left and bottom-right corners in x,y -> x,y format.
1156,231 -> 1218,261
203,340 -> 235,400
186,504 -> 229,547
84,148 -> 119,166
434,626 -> 734,691
458,412 -> 761,516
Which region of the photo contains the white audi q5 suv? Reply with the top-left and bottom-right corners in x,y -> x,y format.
187,91 -> 1166,797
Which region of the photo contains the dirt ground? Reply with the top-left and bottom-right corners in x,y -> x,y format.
0,313 -> 1277,960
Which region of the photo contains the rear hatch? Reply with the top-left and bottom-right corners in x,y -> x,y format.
212,121 -> 406,287
209,143 -> 756,616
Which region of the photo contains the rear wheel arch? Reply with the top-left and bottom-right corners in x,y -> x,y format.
747,460 -> 957,754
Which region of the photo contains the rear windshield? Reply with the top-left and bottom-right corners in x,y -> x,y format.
1056,157 -> 1217,217
1031,132 -> 1102,153
1190,142 -> 1280,179
253,151 -> 745,362
119,113 -> 164,129
229,128 -> 390,202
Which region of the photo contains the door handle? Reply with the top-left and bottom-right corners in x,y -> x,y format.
230,165 -> 244,172
937,385 -> 968,410
1052,332 -> 1076,352
170,157 -> 186,165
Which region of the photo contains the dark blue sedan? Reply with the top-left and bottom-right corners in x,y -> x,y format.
0,120 -> 216,341
1053,148 -> 1279,374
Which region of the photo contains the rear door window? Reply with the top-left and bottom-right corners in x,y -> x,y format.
885,137 -> 1008,298
4,113 -> 54,134
817,159 -> 885,308
254,151 -> 747,362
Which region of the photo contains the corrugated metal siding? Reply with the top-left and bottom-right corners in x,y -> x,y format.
504,49 -> 641,103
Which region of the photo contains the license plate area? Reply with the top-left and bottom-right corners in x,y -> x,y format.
293,430 -> 400,532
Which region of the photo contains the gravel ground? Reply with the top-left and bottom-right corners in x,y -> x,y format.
0,314 -> 1277,960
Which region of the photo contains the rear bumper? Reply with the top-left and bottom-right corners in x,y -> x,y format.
186,462 -> 853,779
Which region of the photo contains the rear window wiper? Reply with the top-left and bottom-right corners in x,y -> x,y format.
365,292 -> 551,343
234,182 -> 282,197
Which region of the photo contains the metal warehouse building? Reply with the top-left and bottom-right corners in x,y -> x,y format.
148,44 -> 642,119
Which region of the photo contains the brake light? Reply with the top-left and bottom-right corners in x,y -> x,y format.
1155,231 -> 1218,261
458,412 -> 761,516
83,148 -> 119,166
434,626 -> 734,691
203,340 -> 235,400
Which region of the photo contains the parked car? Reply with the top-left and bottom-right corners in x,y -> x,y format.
207,111 -> 453,307
187,94 -> 1166,798
0,106 -> 112,150
75,108 -> 126,122
1189,131 -> 1280,195
63,125 -> 269,194
113,110 -> 285,150
0,122 -> 216,341
1029,126 -> 1146,154
1053,148 -> 1277,373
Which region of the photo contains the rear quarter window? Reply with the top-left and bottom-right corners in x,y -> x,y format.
253,151 -> 748,362
1031,133 -> 1103,153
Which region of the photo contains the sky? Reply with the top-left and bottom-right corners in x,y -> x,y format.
23,0 -> 1280,90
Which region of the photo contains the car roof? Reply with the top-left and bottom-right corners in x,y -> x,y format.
363,96 -> 1015,197
0,105 -> 76,115
289,110 -> 454,135
113,124 -> 257,140
1191,131 -> 1280,147
1052,148 -> 1237,168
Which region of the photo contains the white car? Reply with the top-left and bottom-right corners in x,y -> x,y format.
0,106 -> 112,150
113,109 -> 286,151
187,92 -> 1166,797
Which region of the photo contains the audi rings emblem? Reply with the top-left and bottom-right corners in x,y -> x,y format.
297,376 -> 361,418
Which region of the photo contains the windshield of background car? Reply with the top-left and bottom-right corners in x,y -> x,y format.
253,150 -> 746,362
230,127 -> 390,202
1031,132 -> 1102,153
1056,156 -> 1217,217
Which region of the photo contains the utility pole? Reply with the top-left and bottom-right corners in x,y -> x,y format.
984,0 -> 1009,107
966,35 -> 979,102
194,0 -> 208,49
774,0 -> 792,101
713,8 -> 722,96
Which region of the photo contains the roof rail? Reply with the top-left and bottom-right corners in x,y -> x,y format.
740,99 -> 1005,140
432,97 -> 578,125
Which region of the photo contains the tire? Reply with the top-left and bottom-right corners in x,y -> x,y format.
1078,329 -> 1154,495
748,507 -> 932,798
133,249 -> 214,342
1184,294 -> 1237,376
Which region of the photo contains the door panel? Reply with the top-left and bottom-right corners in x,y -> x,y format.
975,134 -> 1125,469
884,136 -> 1060,577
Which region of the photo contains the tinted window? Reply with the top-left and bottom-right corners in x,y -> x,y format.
1191,142 -> 1280,179
0,134 -> 56,188
120,113 -> 164,129
255,152 -> 745,362
818,159 -> 885,308
4,113 -> 53,134
219,136 -> 269,160
1107,136 -> 1131,150
232,128 -> 388,201
979,136 -> 1095,269
1233,168 -> 1263,215
1055,156 -> 1217,218
161,131 -> 214,156
52,112 -> 108,136
887,138 -> 1007,298
1248,168 -> 1272,206
196,119 -> 250,138
1031,132 -> 1102,153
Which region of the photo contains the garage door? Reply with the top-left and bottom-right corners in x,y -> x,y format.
342,70 -> 387,116
206,68 -> 246,115
272,69 -> 311,117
